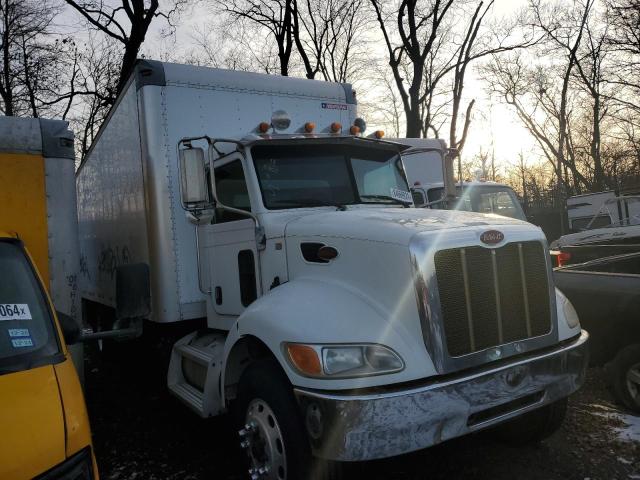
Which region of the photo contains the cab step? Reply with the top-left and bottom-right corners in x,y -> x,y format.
167,331 -> 226,418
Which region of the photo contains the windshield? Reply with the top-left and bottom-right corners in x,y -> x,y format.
427,185 -> 527,221
0,240 -> 60,374
251,144 -> 411,209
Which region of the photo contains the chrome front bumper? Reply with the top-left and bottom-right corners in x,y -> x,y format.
294,330 -> 589,461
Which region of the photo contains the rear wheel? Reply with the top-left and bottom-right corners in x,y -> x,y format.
235,359 -> 342,480
493,397 -> 567,445
610,344 -> 640,413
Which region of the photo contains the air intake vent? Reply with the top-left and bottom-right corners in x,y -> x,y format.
300,242 -> 329,263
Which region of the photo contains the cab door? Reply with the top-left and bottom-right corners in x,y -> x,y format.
208,155 -> 259,316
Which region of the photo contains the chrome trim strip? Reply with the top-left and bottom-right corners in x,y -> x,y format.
460,248 -> 476,351
518,243 -> 533,337
491,249 -> 504,343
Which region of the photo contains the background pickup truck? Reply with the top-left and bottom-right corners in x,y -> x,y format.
554,253 -> 640,412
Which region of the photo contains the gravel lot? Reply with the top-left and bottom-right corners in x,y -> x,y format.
85,346 -> 639,480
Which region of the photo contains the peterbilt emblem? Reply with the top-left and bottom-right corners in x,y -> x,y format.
480,230 -> 504,245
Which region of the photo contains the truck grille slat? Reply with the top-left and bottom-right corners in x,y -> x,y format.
434,241 -> 551,357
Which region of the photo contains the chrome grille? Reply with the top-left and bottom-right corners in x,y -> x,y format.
434,241 -> 551,357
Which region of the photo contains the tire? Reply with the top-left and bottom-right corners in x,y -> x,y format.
610,344 -> 640,413
235,359 -> 342,480
493,397 -> 568,445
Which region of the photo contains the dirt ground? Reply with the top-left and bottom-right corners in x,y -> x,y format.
84,346 -> 640,480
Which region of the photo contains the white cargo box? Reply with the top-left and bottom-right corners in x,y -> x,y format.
76,60 -> 357,323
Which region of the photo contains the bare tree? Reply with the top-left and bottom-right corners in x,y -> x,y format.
63,0 -> 185,100
531,0 -> 594,189
371,0 -> 535,142
606,0 -> 640,108
68,37 -> 120,158
218,0 -> 295,76
448,1 -> 538,155
0,0 -> 64,116
370,0 -> 455,137
574,20 -> 609,190
293,0 -> 367,82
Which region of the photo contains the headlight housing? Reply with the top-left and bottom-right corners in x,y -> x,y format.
556,288 -> 580,329
285,343 -> 404,378
36,447 -> 94,479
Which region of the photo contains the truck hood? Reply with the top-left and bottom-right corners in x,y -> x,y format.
283,207 -> 527,245
0,365 -> 66,479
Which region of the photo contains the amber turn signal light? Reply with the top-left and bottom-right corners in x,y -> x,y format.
304,122 -> 315,133
349,125 -> 361,135
330,122 -> 342,133
286,344 -> 322,376
258,122 -> 270,133
374,130 -> 384,139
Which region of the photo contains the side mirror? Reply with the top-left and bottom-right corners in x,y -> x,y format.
57,312 -> 80,345
179,147 -> 209,208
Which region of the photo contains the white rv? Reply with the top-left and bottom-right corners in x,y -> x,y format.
77,60 -> 588,479
566,191 -> 617,232
394,138 -> 527,221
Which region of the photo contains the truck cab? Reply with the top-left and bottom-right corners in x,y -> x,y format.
77,61 -> 588,480
0,234 -> 97,479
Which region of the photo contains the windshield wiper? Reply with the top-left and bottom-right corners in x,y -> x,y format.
272,198 -> 347,211
359,194 -> 411,207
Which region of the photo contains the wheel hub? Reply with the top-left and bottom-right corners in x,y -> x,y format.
239,399 -> 287,480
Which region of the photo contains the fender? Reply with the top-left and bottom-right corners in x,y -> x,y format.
221,277 -> 436,404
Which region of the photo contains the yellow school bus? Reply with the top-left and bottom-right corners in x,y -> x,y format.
0,117 -> 98,479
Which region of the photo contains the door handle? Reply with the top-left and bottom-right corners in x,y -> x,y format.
215,286 -> 223,305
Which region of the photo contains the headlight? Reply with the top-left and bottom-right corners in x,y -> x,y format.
557,288 -> 580,329
285,343 -> 404,378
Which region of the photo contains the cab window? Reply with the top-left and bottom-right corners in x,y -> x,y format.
215,160 -> 251,223
0,241 -> 60,374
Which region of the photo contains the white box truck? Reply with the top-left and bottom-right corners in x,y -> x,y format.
77,60 -> 588,479
394,138 -> 527,221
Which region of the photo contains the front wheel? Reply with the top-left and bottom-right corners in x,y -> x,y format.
235,359 -> 342,480
610,344 -> 640,413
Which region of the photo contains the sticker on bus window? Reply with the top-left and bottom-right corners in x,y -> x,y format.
390,188 -> 412,203
11,338 -> 33,348
8,328 -> 30,337
0,304 -> 32,321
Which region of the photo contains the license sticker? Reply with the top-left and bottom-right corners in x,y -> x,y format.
0,304 -> 32,321
11,338 -> 33,348
8,328 -> 30,337
390,188 -> 413,203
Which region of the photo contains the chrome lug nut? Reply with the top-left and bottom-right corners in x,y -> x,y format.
239,422 -> 257,437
